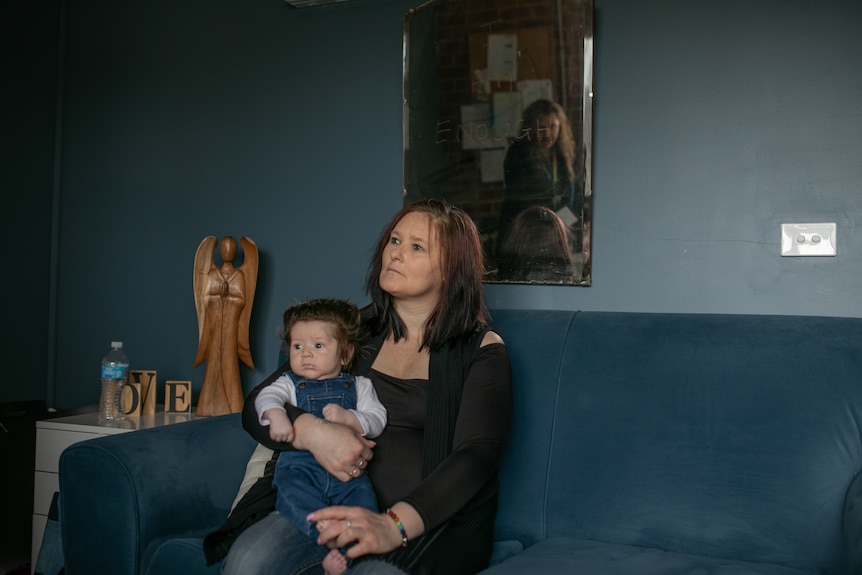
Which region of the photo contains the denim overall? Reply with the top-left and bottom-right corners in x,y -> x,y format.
273,371 -> 379,539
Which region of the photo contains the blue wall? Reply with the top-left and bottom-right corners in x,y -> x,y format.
2,0 -> 60,405
494,0 -> 862,314
6,0 -> 861,409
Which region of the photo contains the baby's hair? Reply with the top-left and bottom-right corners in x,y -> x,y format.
280,298 -> 362,370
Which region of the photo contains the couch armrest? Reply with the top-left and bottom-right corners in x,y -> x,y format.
59,414 -> 256,575
845,469 -> 862,574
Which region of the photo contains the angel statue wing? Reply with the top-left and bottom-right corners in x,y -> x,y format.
192,236 -> 218,368
237,237 -> 258,369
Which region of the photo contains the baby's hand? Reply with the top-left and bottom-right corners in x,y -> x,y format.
264,409 -> 295,443
269,419 -> 294,443
322,404 -> 351,426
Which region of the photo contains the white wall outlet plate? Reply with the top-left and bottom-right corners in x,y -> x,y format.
780,223 -> 837,256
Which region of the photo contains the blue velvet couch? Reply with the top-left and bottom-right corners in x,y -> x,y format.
58,310 -> 862,574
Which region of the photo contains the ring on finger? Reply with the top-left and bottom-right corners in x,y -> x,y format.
346,520 -> 352,528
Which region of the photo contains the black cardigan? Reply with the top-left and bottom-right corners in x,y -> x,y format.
203,321 -> 487,565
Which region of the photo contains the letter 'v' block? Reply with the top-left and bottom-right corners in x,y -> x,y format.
164,380 -> 192,413
123,370 -> 158,416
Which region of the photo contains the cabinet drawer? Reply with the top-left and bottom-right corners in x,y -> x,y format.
35,428 -> 103,473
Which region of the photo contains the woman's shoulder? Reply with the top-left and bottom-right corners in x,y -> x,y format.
438,325 -> 502,358
480,330 -> 504,347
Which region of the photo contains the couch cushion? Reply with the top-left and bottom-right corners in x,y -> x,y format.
478,538 -> 817,575
145,538 -> 220,575
488,309 -> 581,546
546,313 -> 862,574
488,311 -> 862,574
229,443 -> 274,513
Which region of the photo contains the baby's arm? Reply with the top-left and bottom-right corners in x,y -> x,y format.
324,376 -> 387,438
254,374 -> 299,444
264,408 -> 295,443
322,404 -> 364,435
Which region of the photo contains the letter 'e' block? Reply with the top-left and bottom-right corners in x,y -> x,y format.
164,381 -> 192,413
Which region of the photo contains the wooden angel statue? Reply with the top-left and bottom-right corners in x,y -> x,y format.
193,236 -> 258,416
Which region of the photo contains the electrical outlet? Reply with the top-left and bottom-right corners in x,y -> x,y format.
780,223 -> 837,257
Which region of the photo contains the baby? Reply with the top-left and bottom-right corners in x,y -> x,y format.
255,298 -> 386,575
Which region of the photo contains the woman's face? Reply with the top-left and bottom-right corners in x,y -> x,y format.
379,211 -> 444,307
534,113 -> 561,150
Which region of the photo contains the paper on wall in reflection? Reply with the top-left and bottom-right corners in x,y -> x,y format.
517,79 -> 553,110
487,34 -> 518,82
493,92 -> 522,139
556,205 -> 578,227
460,95 -> 523,151
481,149 -> 507,183
473,69 -> 491,102
460,104 -> 493,150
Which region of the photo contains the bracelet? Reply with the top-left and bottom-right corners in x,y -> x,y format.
386,508 -> 409,547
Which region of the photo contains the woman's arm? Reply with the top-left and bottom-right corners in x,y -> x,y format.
310,502 -> 419,560
402,339 -> 512,531
291,415 -> 376,482
241,364 -> 375,478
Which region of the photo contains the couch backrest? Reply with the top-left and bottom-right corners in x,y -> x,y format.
489,309 -> 581,547
490,310 -> 862,574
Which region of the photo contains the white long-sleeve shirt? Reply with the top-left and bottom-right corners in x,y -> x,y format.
255,372 -> 387,438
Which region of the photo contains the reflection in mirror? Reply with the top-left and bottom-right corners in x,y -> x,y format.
403,0 -> 594,285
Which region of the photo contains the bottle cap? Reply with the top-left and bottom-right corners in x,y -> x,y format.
111,341 -> 123,348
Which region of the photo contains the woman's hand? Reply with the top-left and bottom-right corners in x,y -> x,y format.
309,506 -> 411,559
291,413 -> 375,481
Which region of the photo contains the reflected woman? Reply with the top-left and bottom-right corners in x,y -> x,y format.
497,99 -> 580,256
496,205 -> 577,284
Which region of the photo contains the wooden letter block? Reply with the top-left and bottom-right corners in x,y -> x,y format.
122,382 -> 141,416
165,380 -> 192,414
129,370 -> 158,415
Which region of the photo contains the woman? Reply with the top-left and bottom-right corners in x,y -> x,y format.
496,205 -> 576,284
222,199 -> 512,574
497,99 -> 580,256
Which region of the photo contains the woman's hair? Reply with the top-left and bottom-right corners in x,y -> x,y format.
365,199 -> 488,350
497,205 -> 574,283
280,298 -> 362,370
516,98 -> 576,181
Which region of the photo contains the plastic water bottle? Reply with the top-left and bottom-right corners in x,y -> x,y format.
99,341 -> 129,421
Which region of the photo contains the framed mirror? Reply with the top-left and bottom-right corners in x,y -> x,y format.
403,0 -> 594,285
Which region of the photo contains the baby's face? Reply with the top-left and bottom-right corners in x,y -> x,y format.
288,320 -> 344,380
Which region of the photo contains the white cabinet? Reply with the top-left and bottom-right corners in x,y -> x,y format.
31,411 -> 195,572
